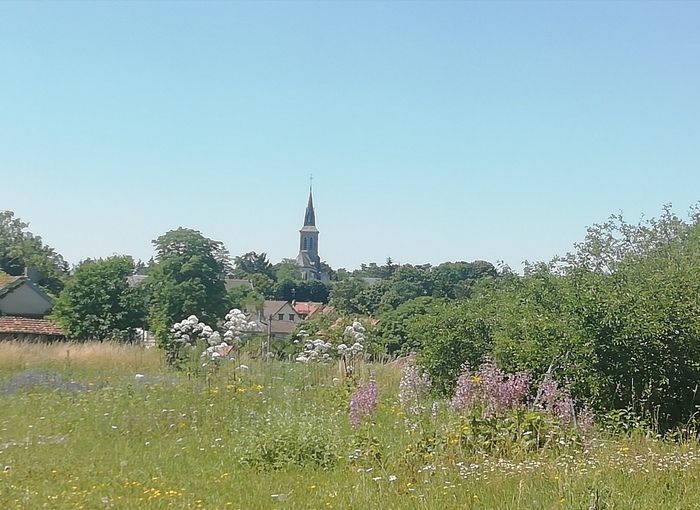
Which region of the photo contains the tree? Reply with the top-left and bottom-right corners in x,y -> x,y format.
233,251 -> 274,279
319,261 -> 336,280
431,260 -> 498,299
0,210 -> 68,294
249,273 -> 276,299
375,296 -> 445,355
52,256 -> 146,341
273,259 -> 302,282
353,258 -> 397,278
414,205 -> 700,428
275,279 -> 331,303
329,278 -> 369,314
227,285 -> 264,312
145,228 -> 230,344
561,204 -> 700,274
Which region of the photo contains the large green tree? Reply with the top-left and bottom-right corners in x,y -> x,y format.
0,210 -> 68,294
233,251 -> 274,279
52,256 -> 146,341
145,228 -> 231,344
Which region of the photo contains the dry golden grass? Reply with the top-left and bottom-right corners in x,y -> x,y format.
0,341 -> 163,371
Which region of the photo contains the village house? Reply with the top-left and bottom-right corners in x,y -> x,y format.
0,272 -> 65,342
246,299 -> 326,341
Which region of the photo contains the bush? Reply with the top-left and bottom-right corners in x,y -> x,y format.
415,207 -> 700,429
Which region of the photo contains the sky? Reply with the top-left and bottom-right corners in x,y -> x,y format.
1,1 -> 698,271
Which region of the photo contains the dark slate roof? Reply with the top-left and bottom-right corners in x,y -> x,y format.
262,300 -> 290,318
296,251 -> 317,269
303,189 -> 316,226
0,276 -> 53,308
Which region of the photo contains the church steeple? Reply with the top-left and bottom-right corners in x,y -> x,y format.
303,186 -> 316,227
296,179 -> 322,280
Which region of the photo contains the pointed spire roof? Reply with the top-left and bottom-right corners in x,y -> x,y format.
303,185 -> 316,226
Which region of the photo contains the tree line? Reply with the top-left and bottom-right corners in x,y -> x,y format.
0,211 -> 497,346
4,205 -> 700,428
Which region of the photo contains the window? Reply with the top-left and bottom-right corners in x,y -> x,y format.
289,314 -> 295,321
278,314 -> 284,320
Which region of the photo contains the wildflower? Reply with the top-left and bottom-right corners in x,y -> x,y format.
399,361 -> 432,430
452,360 -> 531,416
535,374 -> 576,424
349,380 -> 378,428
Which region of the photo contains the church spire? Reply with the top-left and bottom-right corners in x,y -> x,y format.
303,177 -> 316,226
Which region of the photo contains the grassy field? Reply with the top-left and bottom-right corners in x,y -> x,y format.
1,342 -> 700,509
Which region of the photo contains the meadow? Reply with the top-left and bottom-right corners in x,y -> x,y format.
1,342 -> 700,509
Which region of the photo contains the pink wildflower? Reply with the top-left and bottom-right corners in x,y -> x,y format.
349,380 -> 378,428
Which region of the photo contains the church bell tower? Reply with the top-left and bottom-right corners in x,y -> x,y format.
296,181 -> 321,280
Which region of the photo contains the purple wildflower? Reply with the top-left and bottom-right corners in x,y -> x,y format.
535,374 -> 589,427
349,380 -> 378,429
452,364 -> 478,411
452,361 -> 531,416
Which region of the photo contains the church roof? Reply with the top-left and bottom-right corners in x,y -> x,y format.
296,251 -> 317,269
303,188 -> 316,226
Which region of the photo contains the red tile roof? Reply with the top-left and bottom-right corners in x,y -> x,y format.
0,316 -> 65,336
292,301 -> 323,317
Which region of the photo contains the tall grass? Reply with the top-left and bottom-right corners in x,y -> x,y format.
0,341 -> 162,372
2,345 -> 700,508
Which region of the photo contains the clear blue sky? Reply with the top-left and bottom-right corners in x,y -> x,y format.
1,1 -> 698,271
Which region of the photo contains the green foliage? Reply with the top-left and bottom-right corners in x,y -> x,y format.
330,260 -> 498,316
145,228 -> 230,345
272,259 -> 302,282
51,256 -> 146,341
354,258 -> 397,278
227,284 -> 264,312
412,295 -> 496,395
233,251 -> 274,279
275,278 -> 330,303
248,273 -> 275,298
240,418 -> 340,470
431,260 -> 498,299
329,278 -> 369,314
416,206 -> 700,428
0,210 -> 68,294
374,296 -> 446,355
